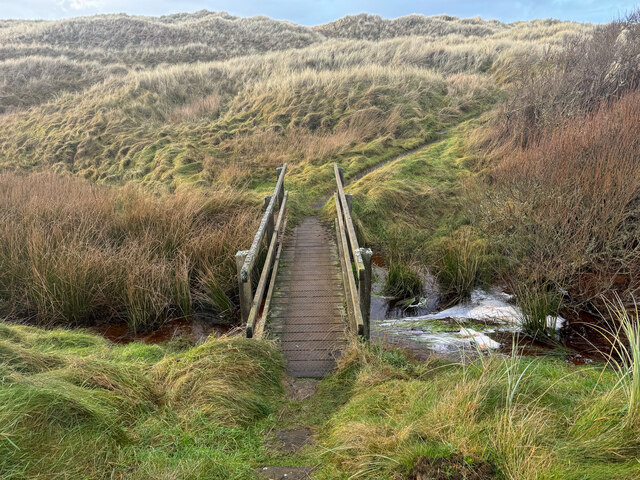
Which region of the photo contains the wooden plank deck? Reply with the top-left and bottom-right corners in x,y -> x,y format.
267,216 -> 347,378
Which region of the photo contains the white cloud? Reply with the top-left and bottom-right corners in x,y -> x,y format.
57,0 -> 105,11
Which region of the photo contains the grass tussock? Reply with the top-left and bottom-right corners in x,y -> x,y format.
156,336 -> 284,425
315,341 -> 640,479
0,320 -> 285,479
602,297 -> 640,426
514,283 -> 562,342
432,226 -> 491,302
384,263 -> 423,300
0,172 -> 259,329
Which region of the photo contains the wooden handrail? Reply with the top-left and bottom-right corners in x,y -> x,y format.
335,193 -> 364,336
236,165 -> 287,327
254,215 -> 288,340
333,164 -> 365,275
240,164 -> 287,283
333,163 -> 372,338
245,191 -> 288,338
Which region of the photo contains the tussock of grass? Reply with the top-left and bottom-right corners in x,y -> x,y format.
156,336 -> 284,425
384,263 -> 423,300
0,320 -> 285,479
514,283 -> 562,341
315,342 -> 640,479
432,226 -> 492,302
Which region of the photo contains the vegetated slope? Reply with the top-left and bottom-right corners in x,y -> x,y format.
0,12 -> 322,65
0,11 -> 589,113
0,12 -> 591,329
2,322 -> 639,479
315,13 -> 508,39
0,18 -> 587,187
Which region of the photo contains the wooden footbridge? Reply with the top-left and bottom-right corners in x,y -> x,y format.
236,164 -> 372,378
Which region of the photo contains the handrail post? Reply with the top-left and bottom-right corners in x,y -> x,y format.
358,248 -> 372,339
337,167 -> 345,187
265,197 -> 275,244
236,250 -> 252,324
276,166 -> 285,207
344,193 -> 353,213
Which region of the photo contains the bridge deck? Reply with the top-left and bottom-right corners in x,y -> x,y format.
267,216 -> 347,378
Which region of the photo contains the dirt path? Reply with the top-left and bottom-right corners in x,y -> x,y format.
256,379 -> 320,480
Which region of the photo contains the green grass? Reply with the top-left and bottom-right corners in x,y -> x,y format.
514,283 -> 562,342
0,320 -> 285,479
384,263 -> 423,300
2,321 -> 640,479
313,342 -> 640,480
432,226 -> 494,302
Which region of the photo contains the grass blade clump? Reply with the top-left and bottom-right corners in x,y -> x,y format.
602,296 -> 640,426
384,262 -> 423,300
515,282 -> 562,342
155,336 -> 285,425
433,226 -> 490,302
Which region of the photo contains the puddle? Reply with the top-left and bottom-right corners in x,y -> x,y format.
90,317 -> 231,345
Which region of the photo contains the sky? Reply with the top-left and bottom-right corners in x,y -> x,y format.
0,0 -> 637,24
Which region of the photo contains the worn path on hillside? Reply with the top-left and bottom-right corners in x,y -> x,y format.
267,216 -> 347,378
314,136 -> 444,209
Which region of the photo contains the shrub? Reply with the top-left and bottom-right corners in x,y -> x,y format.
487,10 -> 640,149
472,91 -> 640,310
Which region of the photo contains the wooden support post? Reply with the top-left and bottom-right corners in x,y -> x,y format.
359,247 -> 372,339
276,167 -> 285,207
263,195 -> 272,211
265,207 -> 275,245
235,250 -> 252,325
344,193 -> 353,213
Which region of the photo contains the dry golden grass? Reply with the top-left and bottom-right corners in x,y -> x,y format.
0,172 -> 259,329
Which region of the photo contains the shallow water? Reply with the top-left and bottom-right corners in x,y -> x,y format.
369,255 -> 570,360
90,318 -> 231,345
371,287 -> 535,360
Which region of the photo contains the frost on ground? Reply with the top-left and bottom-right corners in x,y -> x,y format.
373,288 -> 566,357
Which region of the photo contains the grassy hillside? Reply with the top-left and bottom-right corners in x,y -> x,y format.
2,10 -> 640,480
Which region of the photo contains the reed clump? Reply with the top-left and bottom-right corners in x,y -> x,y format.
0,172 -> 258,330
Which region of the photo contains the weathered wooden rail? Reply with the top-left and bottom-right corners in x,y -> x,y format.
238,163 -> 372,376
333,163 -> 372,338
236,164 -> 288,338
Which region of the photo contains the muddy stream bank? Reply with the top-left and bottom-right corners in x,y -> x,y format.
368,254 -> 611,364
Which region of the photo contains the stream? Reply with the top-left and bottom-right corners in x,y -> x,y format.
369,257 -> 570,361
